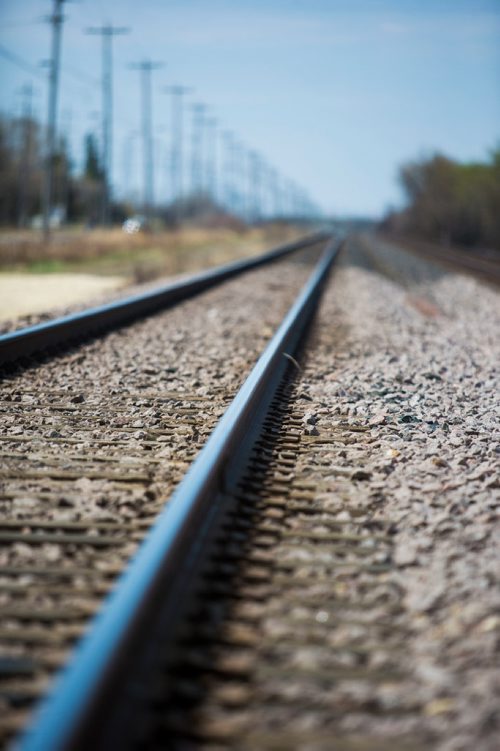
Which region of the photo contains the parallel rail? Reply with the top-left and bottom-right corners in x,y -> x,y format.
18,236 -> 342,750
379,233 -> 500,285
0,231 -> 327,367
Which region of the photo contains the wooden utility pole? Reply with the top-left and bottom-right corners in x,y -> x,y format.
164,85 -> 192,220
205,117 -> 217,202
190,103 -> 206,195
129,60 -> 163,220
86,24 -> 129,225
42,0 -> 66,241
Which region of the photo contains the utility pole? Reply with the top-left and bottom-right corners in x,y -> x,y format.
190,103 -> 206,195
260,159 -> 271,220
290,181 -> 301,219
18,83 -> 34,228
60,107 -> 72,223
242,148 -> 254,223
122,130 -> 139,200
130,60 -> 163,220
205,117 -> 217,203
235,141 -> 249,220
266,165 -> 275,220
249,151 -> 262,223
42,0 -> 66,242
285,180 -> 292,219
232,138 -> 244,218
269,167 -> 281,219
86,24 -> 129,225
223,130 -> 239,213
163,85 -> 192,221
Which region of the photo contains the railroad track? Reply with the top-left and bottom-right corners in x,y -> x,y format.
377,234 -> 500,286
0,232 -> 338,747
3,231 -> 495,750
0,231 -> 327,365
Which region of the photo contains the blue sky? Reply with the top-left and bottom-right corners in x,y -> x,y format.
1,0 -> 499,217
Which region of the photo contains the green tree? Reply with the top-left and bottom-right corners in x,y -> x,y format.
389,146 -> 500,251
84,133 -> 103,180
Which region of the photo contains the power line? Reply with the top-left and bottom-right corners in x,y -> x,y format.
63,62 -> 99,88
1,41 -> 319,222
0,44 -> 98,92
0,44 -> 46,81
1,19 -> 45,30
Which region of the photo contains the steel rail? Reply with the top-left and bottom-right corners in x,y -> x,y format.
419,246 -> 500,283
18,235 -> 343,751
379,233 -> 500,285
0,230 -> 328,367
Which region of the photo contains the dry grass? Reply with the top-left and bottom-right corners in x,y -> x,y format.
0,224 -> 300,282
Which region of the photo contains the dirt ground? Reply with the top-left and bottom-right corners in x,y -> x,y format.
0,273 -> 127,321
0,225 -> 301,325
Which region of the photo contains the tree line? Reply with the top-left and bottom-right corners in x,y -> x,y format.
382,148 -> 500,252
0,113 -> 120,227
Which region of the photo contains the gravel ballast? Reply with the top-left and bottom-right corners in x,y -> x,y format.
0,248 -> 320,742
248,234 -> 500,750
160,234 -> 499,750
1,233 -> 498,749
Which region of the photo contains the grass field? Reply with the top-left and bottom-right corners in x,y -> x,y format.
0,224 -> 300,282
0,224 -> 303,325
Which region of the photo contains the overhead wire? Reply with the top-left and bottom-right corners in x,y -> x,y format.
0,44 -> 46,81
0,43 -> 98,89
